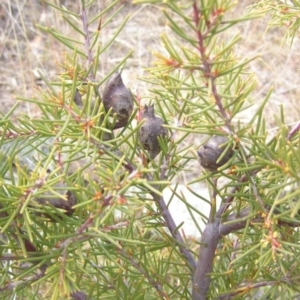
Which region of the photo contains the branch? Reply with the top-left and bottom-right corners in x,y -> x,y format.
215,175 -> 248,218
90,136 -> 135,173
219,208 -> 261,236
217,280 -> 277,300
151,192 -> 196,270
193,205 -> 300,299
192,209 -> 258,299
287,120 -> 300,140
217,275 -> 300,300
192,220 -> 221,300
118,247 -> 168,299
80,0 -> 102,104
0,265 -> 47,292
192,1 -> 233,133
80,3 -> 93,74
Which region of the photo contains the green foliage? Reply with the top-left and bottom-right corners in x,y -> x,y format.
1,0 -> 300,299
254,0 -> 300,45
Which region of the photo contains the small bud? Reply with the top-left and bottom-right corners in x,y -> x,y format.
102,72 -> 134,129
139,104 -> 168,159
197,136 -> 233,171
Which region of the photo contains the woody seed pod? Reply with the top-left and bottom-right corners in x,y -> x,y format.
102,72 -> 134,129
36,189 -> 77,221
139,104 -> 168,159
197,136 -> 234,171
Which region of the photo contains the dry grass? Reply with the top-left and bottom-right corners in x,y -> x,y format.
0,1 -> 166,116
1,0 -> 299,127
229,1 -> 300,129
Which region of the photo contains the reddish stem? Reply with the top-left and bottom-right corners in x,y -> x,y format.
192,1 -> 233,133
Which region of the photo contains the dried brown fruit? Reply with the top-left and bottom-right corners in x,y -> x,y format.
102,72 -> 134,129
197,136 -> 234,171
73,88 -> 83,107
1,141 -> 77,221
139,104 -> 168,159
36,190 -> 76,221
71,291 -> 88,300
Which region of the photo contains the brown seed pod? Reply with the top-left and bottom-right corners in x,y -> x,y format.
139,104 -> 168,159
36,190 -> 76,221
71,291 -> 88,300
74,88 -> 83,107
102,72 -> 134,129
197,136 -> 234,171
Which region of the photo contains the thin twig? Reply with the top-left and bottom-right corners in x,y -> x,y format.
0,265 -> 47,292
215,175 -> 248,219
191,1 -> 235,297
217,279 -> 289,300
80,0 -> 102,102
192,1 -> 233,134
118,247 -> 169,300
287,120 -> 300,140
219,208 -> 261,236
150,191 -> 196,270
209,177 -> 218,222
80,3 -> 93,75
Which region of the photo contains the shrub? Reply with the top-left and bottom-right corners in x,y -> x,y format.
1,0 -> 300,299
